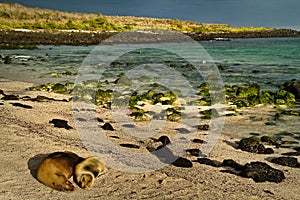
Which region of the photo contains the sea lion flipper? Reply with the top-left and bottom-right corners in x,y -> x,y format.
52,174 -> 74,191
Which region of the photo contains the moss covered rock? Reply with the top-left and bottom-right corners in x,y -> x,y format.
129,88 -> 178,108
51,83 -> 68,94
198,98 -> 211,106
27,83 -> 52,92
281,110 -> 300,116
274,90 -> 295,106
225,84 -> 261,107
225,82 -> 296,108
28,82 -> 73,94
200,108 -> 218,119
236,83 -> 260,98
260,135 -> 279,145
95,89 -> 113,106
128,88 -> 180,121
130,109 -> 151,121
165,107 -> 181,122
259,91 -> 274,104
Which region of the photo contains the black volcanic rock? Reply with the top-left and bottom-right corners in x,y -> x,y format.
192,138 -> 206,144
197,158 -> 222,167
222,159 -> 244,171
270,157 -> 300,168
0,89 -> 5,96
172,157 -> 193,168
1,94 -> 19,100
49,119 -> 73,130
186,149 -> 201,157
283,80 -> 300,100
101,123 -> 114,131
10,102 -> 33,109
197,124 -> 210,130
119,143 -> 140,149
196,158 -> 285,183
238,137 -> 266,154
158,136 -> 171,146
239,162 -> 285,183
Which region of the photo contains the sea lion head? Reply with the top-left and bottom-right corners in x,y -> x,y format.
76,173 -> 94,188
74,156 -> 107,189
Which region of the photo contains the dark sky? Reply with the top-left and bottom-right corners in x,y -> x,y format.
2,0 -> 299,29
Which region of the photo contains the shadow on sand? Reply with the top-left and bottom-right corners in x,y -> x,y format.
27,153 -> 49,180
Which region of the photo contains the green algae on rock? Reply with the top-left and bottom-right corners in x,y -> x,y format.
260,135 -> 279,145
200,108 -> 218,119
167,110 -> 181,122
280,110 -> 300,116
130,109 -> 151,121
274,89 -> 295,107
95,89 -> 113,106
225,82 -> 296,108
128,88 -> 181,121
27,82 -> 72,94
51,83 -> 68,94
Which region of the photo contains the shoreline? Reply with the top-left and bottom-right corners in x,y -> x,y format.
0,29 -> 299,45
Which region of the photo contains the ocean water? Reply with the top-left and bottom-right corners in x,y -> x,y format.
202,37 -> 300,90
0,37 -> 299,90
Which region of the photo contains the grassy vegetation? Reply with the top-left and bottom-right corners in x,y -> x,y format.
0,2 -> 272,33
0,3 -> 130,31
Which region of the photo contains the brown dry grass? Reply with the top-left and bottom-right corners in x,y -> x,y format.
0,2 -> 272,32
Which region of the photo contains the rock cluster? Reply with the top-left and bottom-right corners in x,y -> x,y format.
197,158 -> 286,183
237,136 -> 275,154
27,82 -> 72,94
224,83 -> 296,107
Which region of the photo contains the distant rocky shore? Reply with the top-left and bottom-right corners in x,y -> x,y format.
0,28 -> 299,45
187,28 -> 300,41
0,30 -> 115,45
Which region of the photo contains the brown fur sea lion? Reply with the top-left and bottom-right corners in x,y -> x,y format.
74,156 -> 107,189
36,151 -> 83,191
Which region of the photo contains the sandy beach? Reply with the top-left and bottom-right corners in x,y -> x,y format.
0,79 -> 299,200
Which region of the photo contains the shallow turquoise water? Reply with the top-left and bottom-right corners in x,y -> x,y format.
0,37 -> 299,90
201,37 -> 300,89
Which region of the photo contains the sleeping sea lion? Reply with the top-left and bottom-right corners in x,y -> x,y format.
74,156 -> 107,189
36,151 -> 83,191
